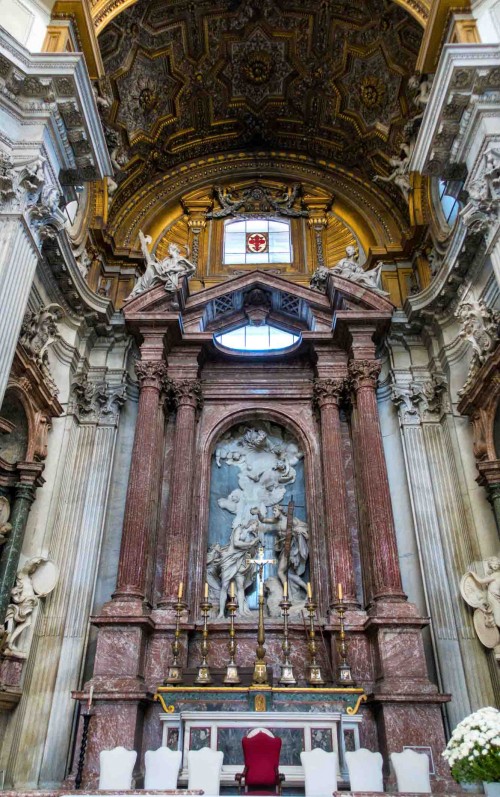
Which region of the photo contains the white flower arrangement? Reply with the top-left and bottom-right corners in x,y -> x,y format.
443,707 -> 500,783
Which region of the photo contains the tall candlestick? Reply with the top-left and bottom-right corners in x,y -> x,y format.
164,593 -> 184,685
278,581 -> 296,686
178,581 -> 183,599
338,582 -> 343,601
195,592 -> 213,685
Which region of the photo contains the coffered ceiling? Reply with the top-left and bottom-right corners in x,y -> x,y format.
98,0 -> 423,224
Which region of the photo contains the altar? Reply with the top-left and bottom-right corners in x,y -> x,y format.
155,687 -> 365,787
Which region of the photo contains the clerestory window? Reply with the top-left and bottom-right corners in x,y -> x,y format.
215,323 -> 299,351
223,218 -> 292,265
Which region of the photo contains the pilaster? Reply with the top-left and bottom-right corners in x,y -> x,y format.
3,370 -> 127,789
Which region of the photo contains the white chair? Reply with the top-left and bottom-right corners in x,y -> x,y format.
98,746 -> 137,790
391,749 -> 431,794
187,748 -> 224,796
301,748 -> 338,796
345,748 -> 384,793
144,747 -> 182,790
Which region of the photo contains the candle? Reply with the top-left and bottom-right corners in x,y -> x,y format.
88,685 -> 94,710
204,581 -> 209,599
338,582 -> 343,601
307,582 -> 312,599
230,580 -> 235,598
283,580 -> 288,598
178,582 -> 183,599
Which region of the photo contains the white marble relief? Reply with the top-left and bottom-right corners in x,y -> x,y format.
207,424 -> 308,618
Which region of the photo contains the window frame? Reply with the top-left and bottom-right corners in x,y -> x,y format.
222,217 -> 293,266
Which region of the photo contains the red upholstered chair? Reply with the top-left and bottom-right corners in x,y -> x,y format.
235,728 -> 285,795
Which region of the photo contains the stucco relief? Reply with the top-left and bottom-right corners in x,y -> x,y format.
461,557 -> 500,660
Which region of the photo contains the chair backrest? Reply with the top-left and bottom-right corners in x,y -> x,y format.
99,746 -> 137,790
187,748 -> 224,796
144,747 -> 182,790
247,727 -> 275,738
345,748 -> 384,793
391,749 -> 431,794
301,748 -> 337,797
242,731 -> 282,787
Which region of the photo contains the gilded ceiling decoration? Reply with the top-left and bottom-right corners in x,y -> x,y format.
97,0 -> 423,225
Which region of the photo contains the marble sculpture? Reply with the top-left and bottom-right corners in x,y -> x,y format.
125,231 -> 196,301
207,424 -> 309,618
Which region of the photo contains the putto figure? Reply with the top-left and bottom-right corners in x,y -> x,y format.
461,556 -> 500,655
125,231 -> 196,300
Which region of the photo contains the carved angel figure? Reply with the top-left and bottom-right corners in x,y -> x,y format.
19,303 -> 63,375
125,232 -> 196,301
461,557 -> 500,651
0,496 -> 12,546
326,246 -> 389,296
373,145 -> 411,202
4,557 -> 58,655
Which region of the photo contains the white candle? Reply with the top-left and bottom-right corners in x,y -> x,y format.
307,582 -> 312,599
88,685 -> 94,710
204,581 -> 209,599
230,580 -> 235,598
178,581 -> 183,599
283,580 -> 288,598
338,583 -> 343,601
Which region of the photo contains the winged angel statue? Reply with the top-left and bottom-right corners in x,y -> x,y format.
460,556 -> 500,655
125,231 -> 196,301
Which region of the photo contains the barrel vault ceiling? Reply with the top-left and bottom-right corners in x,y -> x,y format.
98,0 -> 423,231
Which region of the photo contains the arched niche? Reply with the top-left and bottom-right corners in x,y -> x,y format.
0,388 -> 31,465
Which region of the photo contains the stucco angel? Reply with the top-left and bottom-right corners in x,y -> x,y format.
125,231 -> 196,301
0,496 -> 12,546
460,556 -> 500,650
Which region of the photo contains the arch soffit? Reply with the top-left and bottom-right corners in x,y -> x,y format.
92,0 -> 429,37
106,155 -> 410,257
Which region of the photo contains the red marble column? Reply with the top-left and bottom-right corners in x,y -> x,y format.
313,377 -> 358,608
160,378 -> 202,607
348,359 -> 405,603
113,360 -> 167,602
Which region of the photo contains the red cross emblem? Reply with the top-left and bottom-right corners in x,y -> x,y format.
246,232 -> 268,253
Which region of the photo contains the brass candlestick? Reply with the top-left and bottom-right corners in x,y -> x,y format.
336,594 -> 355,686
165,597 -> 184,685
306,593 -> 326,687
224,586 -> 241,685
279,583 -> 296,686
195,596 -> 213,685
252,586 -> 268,685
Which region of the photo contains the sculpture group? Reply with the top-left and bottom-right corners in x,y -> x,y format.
461,556 -> 500,656
207,424 -> 309,619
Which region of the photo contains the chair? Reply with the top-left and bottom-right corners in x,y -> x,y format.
301,748 -> 338,796
144,747 -> 182,790
391,749 -> 431,794
98,746 -> 137,790
236,728 -> 285,794
345,748 -> 384,793
187,748 -> 224,796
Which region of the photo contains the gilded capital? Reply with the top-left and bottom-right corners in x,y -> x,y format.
348,359 -> 381,391
135,360 -> 168,390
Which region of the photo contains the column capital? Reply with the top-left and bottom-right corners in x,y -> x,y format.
348,359 -> 381,391
169,378 -> 203,410
135,360 -> 167,390
313,377 -> 348,408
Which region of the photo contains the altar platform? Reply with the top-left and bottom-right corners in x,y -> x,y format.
154,685 -> 366,788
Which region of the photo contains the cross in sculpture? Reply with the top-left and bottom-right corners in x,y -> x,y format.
246,545 -> 276,591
